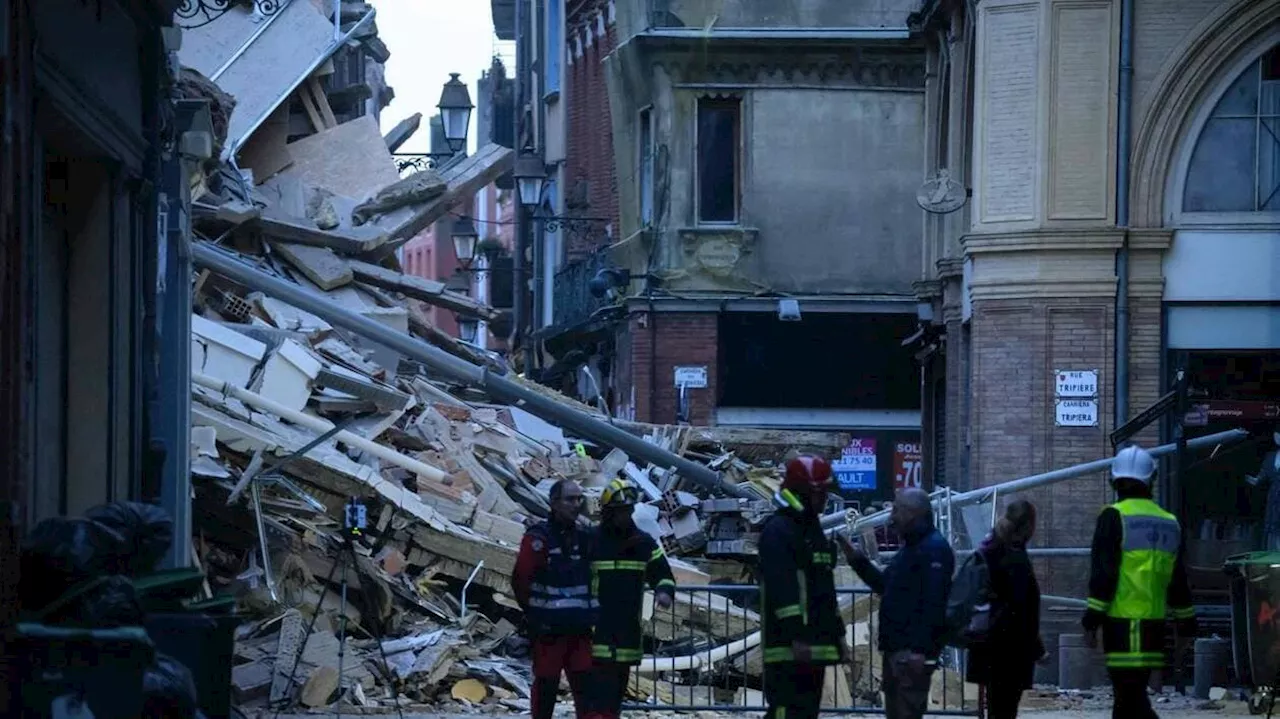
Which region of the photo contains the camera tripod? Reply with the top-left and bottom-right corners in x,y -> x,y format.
271,498 -> 405,719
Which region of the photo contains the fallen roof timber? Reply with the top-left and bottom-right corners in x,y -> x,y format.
349,260 -> 498,320
377,143 -> 515,254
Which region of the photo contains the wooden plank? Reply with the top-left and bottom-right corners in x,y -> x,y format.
297,86 -> 327,133
279,115 -> 400,199
270,242 -> 353,290
307,76 -> 339,129
377,143 -> 515,251
270,610 -> 306,704
348,259 -> 499,320
253,204 -> 388,254
237,105 -> 295,183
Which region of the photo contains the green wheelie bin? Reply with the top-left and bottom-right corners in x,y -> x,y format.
1225,551 -> 1280,714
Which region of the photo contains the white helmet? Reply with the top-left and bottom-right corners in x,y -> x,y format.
1111,445 -> 1156,484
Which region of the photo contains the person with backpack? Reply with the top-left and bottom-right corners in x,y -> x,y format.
963,499 -> 1047,719
1084,444 -> 1196,719
843,487 -> 955,719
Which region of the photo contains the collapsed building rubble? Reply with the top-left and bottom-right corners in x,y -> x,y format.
172,7 -> 978,713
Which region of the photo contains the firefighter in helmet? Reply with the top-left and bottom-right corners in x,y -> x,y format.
757,455 -> 846,719
1084,444 -> 1196,718
586,478 -> 676,719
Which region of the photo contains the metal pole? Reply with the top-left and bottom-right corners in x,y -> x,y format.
512,0 -> 530,370
190,243 -> 745,496
1114,0 -> 1136,426
826,427 -> 1249,532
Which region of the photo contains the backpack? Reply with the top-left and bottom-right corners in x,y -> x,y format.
944,549 -> 992,648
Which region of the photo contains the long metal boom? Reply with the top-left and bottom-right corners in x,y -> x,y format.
824,427 -> 1250,533
192,243 -> 747,497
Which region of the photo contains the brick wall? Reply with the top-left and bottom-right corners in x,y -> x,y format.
629,312 -> 719,424
564,0 -> 619,260
969,297 -> 1117,594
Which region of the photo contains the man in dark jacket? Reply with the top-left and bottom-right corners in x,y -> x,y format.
846,487 -> 955,719
758,455 -> 846,719
1084,445 -> 1196,719
512,479 -> 596,719
586,478 -> 675,719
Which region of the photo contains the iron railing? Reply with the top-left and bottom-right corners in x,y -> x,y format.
623,585 -> 982,716
550,247 -> 612,330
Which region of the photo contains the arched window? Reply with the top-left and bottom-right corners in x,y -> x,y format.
1183,43 -> 1280,212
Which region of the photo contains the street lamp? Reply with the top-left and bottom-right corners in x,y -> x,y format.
513,149 -> 548,208
455,314 -> 480,344
438,73 -> 474,154
451,216 -> 479,270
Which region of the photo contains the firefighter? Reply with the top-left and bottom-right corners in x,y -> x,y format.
757,455 -> 846,719
512,478 -> 596,719
1084,444 -> 1197,719
586,478 -> 675,719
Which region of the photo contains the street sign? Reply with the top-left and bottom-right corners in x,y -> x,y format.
1055,370 -> 1099,398
834,438 -> 877,491
1056,399 -> 1099,427
673,365 -> 708,388
893,442 -> 923,490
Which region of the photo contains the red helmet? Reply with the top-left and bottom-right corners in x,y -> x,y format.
782,454 -> 834,497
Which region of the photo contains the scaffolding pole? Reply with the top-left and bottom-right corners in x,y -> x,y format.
191,243 -> 748,498
824,427 -> 1250,534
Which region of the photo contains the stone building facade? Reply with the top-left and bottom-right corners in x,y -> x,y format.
912,0 -> 1280,593
536,0 -> 933,502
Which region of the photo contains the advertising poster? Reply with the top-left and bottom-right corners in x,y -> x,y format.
834,438 -> 878,492
893,441 -> 923,490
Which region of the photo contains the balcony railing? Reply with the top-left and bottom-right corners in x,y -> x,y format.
551,247 -> 611,331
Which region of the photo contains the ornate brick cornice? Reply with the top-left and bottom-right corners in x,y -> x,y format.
648,48 -> 926,90
961,227 -> 1126,255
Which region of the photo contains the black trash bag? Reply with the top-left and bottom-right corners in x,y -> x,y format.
141,653 -> 202,719
20,516 -> 128,613
75,575 -> 146,627
84,501 -> 174,577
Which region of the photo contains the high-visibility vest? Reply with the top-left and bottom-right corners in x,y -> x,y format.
1109,498 -> 1180,620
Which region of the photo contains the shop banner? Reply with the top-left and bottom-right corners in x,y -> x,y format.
894,442 -> 923,490
835,438 -> 877,491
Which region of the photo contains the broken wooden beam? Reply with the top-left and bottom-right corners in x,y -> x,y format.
254,205 -> 388,254
378,143 -> 515,252
349,259 -> 498,320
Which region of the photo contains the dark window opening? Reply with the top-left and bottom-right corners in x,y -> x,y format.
717,312 -> 920,410
696,98 -> 739,223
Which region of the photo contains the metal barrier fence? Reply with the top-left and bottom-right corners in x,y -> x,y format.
622,585 -> 982,716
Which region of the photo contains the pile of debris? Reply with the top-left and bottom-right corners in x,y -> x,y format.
173,4 -> 972,713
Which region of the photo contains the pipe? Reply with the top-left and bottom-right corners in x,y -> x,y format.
194,371 -> 449,482
635,631 -> 761,674
824,427 -> 1249,532
1114,0 -> 1135,426
191,243 -> 742,496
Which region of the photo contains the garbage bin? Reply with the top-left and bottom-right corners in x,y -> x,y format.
144,612 -> 239,718
16,623 -> 154,719
1224,551 -> 1280,690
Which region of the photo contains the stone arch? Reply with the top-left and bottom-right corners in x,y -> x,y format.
1129,0 -> 1280,227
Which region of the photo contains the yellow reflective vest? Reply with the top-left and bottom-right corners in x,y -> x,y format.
1085,498 -> 1195,669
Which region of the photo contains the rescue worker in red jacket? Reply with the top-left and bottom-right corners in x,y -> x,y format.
512,479 -> 596,719
586,478 -> 676,719
758,455 -> 846,719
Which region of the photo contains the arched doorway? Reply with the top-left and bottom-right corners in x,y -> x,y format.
1160,32 -> 1280,580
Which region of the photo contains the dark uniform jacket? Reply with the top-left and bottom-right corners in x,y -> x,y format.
758,492 -> 844,665
849,516 -> 954,659
512,520 -> 597,635
590,524 -> 676,664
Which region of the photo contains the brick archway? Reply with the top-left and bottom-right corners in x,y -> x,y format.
1129,0 -> 1280,227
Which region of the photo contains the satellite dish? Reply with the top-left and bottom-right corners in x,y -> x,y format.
916,169 -> 968,214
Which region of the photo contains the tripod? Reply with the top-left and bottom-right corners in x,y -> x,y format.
271,498 -> 406,719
